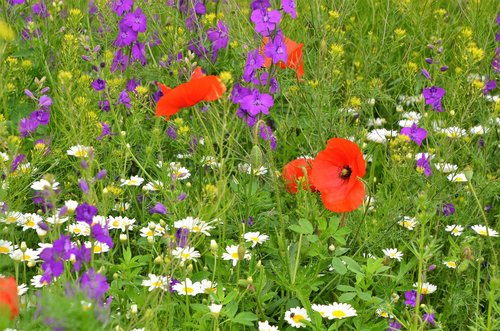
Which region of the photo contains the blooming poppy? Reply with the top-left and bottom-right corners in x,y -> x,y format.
311,138 -> 366,212
282,158 -> 316,194
263,36 -> 304,79
0,276 -> 19,320
156,67 -> 226,120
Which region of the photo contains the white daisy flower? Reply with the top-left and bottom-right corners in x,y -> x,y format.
445,224 -> 464,236
238,163 -> 268,176
201,156 -> 221,169
258,320 -> 279,331
64,200 -> 79,212
222,245 -> 251,267
30,178 -> 60,191
31,275 -> 48,288
169,162 -> 191,180
45,215 -> 69,225
68,222 -> 91,236
413,282 -> 437,294
326,302 -> 357,320
10,248 -> 39,262
0,240 -> 14,254
311,304 -> 330,318
398,216 -> 417,230
435,162 -> 458,173
447,173 -> 467,182
402,111 -> 422,122
139,227 -> 156,239
367,118 -> 386,127
0,152 -> 9,162
199,279 -> 217,294
17,283 -> 28,296
376,308 -> 393,318
172,246 -> 201,263
243,232 -> 270,247
208,303 -> 223,316
84,241 -> 110,254
172,278 -> 204,296
443,261 -> 457,269
19,213 -> 43,231
142,274 -> 169,291
440,126 -> 467,138
284,307 -> 311,328
113,202 -> 130,212
174,217 -> 214,236
120,175 -> 144,186
0,211 -> 24,225
471,225 -> 499,237
382,248 -> 403,261
142,180 -> 164,191
66,145 -> 94,158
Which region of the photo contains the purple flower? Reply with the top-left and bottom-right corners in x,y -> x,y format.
438,203 -> 455,216
99,99 -> 111,112
97,122 -> 111,141
131,42 -> 147,66
439,66 -> 448,72
95,169 -> 107,180
231,83 -> 251,104
75,203 -> 98,224
114,27 -> 138,47
387,320 -> 402,331
78,178 -> 90,194
126,78 -> 141,92
264,30 -> 288,64
240,89 -> 274,116
243,49 -> 265,82
117,90 -> 131,108
484,79 -> 496,95
167,126 -> 177,140
177,193 -> 187,201
282,0 -> 297,19
32,1 -> 49,18
8,0 -> 26,5
149,202 -> 168,215
400,123 -> 427,146
404,290 -> 422,307
208,21 -> 229,61
10,154 -> 26,172
428,264 -> 437,271
72,245 -> 91,272
120,7 -> 147,32
38,95 -> 52,110
416,154 -> 432,177
421,68 -> 432,80
187,37 -> 209,58
92,223 -> 114,248
259,123 -> 277,150
425,57 -> 433,64
19,118 -> 39,137
251,0 -> 271,10
111,0 -> 133,16
236,108 -> 258,127
423,313 -> 436,326
91,79 -> 106,91
250,9 -> 282,37
492,57 -> 500,73
80,268 -> 109,301
194,1 -> 206,15
496,14 -> 500,26
422,86 -> 445,112
110,49 -> 128,73
175,228 -> 189,248
30,110 -> 50,125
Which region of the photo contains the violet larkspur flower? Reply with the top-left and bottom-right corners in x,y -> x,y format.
97,122 -> 111,141
110,49 -> 129,73
19,118 -> 39,137
32,0 -> 49,18
120,7 -> 147,32
239,89 -> 274,116
416,154 -> 432,177
95,169 -> 107,180
404,290 -> 423,307
438,202 -> 455,216
78,178 -> 90,194
99,99 -> 111,112
80,268 -> 109,301
250,9 -> 282,37
75,203 -> 98,224
131,42 -> 147,66
264,30 -> 288,64
400,123 -> 427,146
8,0 -> 26,5
187,36 -> 209,58
30,110 -> 50,125
251,0 -> 271,10
388,320 -> 402,331
91,79 -> 106,91
231,83 -> 251,104
236,108 -> 258,127
422,86 -> 445,112
114,26 -> 138,47
38,95 -> 52,110
423,313 -> 436,326
282,0 -> 297,19
207,20 -> 229,61
111,0 -> 133,16
167,126 -> 177,140
149,202 -> 168,215
259,123 -> 277,150
483,79 -> 497,95
117,90 -> 131,108
91,223 -> 114,248
175,228 -> 189,248
421,68 -> 432,80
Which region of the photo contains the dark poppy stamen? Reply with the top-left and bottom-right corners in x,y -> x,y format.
340,166 -> 352,179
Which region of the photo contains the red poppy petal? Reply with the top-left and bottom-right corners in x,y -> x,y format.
320,180 -> 365,213
310,158 -> 344,192
282,158 -> 315,193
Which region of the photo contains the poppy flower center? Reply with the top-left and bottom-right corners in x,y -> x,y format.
340,166 -> 352,179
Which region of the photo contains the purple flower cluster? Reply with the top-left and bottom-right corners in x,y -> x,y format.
79,268 -> 110,302
404,290 -> 423,307
40,235 -> 91,284
19,88 -> 52,138
416,154 -> 432,177
422,86 -> 445,112
207,20 -> 229,62
111,2 -> 148,72
170,0 -> 206,31
437,202 -> 455,216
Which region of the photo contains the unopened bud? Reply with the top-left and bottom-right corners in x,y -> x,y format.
119,234 -> 128,242
27,261 -> 36,268
154,255 -> 164,264
187,264 -> 193,273
130,304 -> 138,314
113,273 -> 119,280
328,244 -> 336,252
20,242 -> 28,252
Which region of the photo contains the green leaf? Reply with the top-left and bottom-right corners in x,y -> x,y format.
337,284 -> 356,292
232,312 -> 258,326
289,219 -> 313,234
357,291 -> 372,301
338,292 -> 356,302
330,257 -> 347,275
317,217 -> 327,231
341,256 -> 364,275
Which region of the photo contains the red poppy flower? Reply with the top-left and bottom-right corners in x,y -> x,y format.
310,138 -> 366,212
0,277 -> 19,320
156,67 -> 226,120
263,36 -> 304,79
282,158 -> 316,194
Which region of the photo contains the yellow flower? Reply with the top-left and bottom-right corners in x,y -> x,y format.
22,60 -> 33,69
0,20 -> 15,41
329,10 -> 340,19
330,43 -> 344,56
219,71 -> 233,85
178,125 -> 190,135
230,40 -> 238,49
434,9 -> 447,17
406,62 -> 418,73
394,28 -> 406,38
349,97 -> 362,109
135,85 -> 148,95
460,27 -> 473,39
471,79 -> 484,90
58,71 -> 73,84
173,118 -> 184,125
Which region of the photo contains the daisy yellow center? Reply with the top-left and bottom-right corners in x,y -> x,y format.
185,287 -> 194,294
251,237 -> 259,242
421,288 -> 429,294
128,180 -> 138,185
380,311 -> 389,318
231,252 -> 239,259
6,216 -> 17,224
112,221 -> 120,227
73,228 -> 81,233
0,247 -> 10,253
402,221 -> 412,228
193,226 -> 201,232
93,246 -> 102,253
181,253 -> 191,259
479,229 -> 488,236
152,281 -> 163,287
146,230 -> 153,236
446,261 -> 456,267
451,229 -> 460,234
22,254 -> 30,261
26,219 -> 35,227
332,310 -> 346,318
292,314 -> 305,324
74,150 -> 87,157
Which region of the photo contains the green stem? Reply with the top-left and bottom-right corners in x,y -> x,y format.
291,233 -> 303,285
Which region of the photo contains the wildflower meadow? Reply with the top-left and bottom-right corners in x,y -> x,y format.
1,0 -> 500,330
